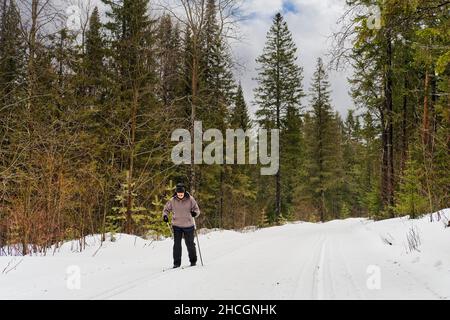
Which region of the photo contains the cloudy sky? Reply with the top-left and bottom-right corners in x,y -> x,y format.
231,0 -> 353,117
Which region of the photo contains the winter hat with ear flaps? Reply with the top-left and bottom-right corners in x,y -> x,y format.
175,183 -> 186,193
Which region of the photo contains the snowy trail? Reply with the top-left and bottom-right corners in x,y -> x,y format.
1,214 -> 449,300
93,218 -> 450,300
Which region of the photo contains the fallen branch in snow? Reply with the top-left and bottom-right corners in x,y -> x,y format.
2,258 -> 23,274
92,244 -> 103,257
1,259 -> 14,274
406,226 -> 421,253
381,233 -> 394,246
143,240 -> 154,248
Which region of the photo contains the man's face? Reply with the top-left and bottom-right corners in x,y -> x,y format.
176,192 -> 185,199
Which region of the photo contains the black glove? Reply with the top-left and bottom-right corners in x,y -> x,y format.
163,215 -> 169,223
191,211 -> 197,218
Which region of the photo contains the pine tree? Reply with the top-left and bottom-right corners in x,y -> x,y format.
258,209 -> 270,228
231,83 -> 251,129
149,195 -> 171,239
0,0 -> 23,107
329,112 -> 345,218
303,57 -> 341,222
225,83 -> 256,228
395,158 -> 429,219
254,12 -> 304,218
201,0 -> 236,123
157,14 -> 183,110
341,110 -> 365,216
0,0 -> 24,205
282,104 -> 304,216
340,202 -> 351,219
83,7 -> 104,97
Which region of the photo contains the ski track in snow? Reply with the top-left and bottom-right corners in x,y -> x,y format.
1,213 -> 449,300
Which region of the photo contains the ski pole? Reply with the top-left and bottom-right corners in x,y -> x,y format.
166,222 -> 173,238
195,227 -> 204,266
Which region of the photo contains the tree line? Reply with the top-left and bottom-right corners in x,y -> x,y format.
0,0 -> 448,255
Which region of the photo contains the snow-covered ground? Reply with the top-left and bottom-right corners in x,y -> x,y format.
1,209 -> 449,300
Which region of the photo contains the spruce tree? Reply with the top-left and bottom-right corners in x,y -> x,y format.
157,14 -> 183,110
0,0 -> 23,107
83,7 -> 104,97
341,110 -> 365,216
304,57 -> 340,221
360,112 -> 382,218
254,12 -> 304,218
231,83 -> 251,130
226,83 -> 256,228
395,158 -> 429,219
282,104 -> 304,217
0,0 -> 23,173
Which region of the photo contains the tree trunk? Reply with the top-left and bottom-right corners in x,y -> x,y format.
126,87 -> 138,234
190,40 -> 198,197
275,29 -> 281,219
219,167 -> 224,228
401,70 -> 408,174
430,73 -> 437,152
422,71 -> 430,147
382,34 -> 395,216
320,190 -> 325,222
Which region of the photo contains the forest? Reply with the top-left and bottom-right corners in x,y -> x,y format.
0,0 -> 448,255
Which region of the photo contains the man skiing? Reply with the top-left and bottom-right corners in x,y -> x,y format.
163,183 -> 200,268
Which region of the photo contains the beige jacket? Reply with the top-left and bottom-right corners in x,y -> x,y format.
163,192 -> 200,228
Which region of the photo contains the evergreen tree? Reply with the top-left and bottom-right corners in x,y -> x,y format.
83,7 -> 105,97
201,0 -> 236,124
303,57 -> 341,221
157,14 -> 183,110
0,0 -> 23,180
0,0 -> 23,107
254,12 -> 304,218
282,104 -> 304,217
360,112 -> 382,219
395,158 -> 429,219
226,83 -> 257,228
341,110 -> 365,216
231,83 -> 251,130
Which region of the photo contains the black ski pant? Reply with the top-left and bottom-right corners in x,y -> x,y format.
173,225 -> 197,266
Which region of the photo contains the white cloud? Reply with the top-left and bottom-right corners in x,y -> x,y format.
239,0 -> 284,17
